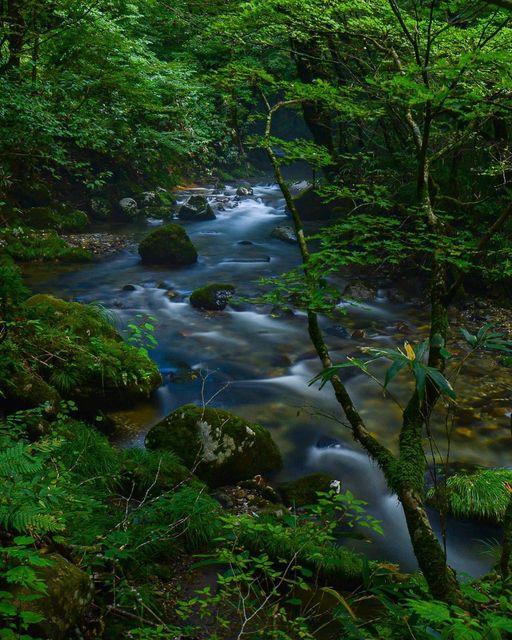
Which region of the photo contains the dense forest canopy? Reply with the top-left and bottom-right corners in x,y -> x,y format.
1,0 -> 512,639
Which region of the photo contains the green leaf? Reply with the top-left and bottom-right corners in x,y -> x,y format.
384,359 -> 407,388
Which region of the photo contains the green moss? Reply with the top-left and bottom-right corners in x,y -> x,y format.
24,207 -> 90,232
1,227 -> 92,263
236,514 -> 368,589
119,448 -> 192,498
279,473 -> 335,507
0,336 -> 62,411
145,404 -> 282,487
190,283 -> 235,311
138,223 -> 198,265
1,295 -> 162,408
427,468 -> 512,524
10,553 -> 94,640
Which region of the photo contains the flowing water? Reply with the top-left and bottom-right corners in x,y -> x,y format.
25,183 -> 510,577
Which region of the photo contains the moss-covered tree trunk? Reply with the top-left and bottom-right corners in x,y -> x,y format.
262,99 -> 462,603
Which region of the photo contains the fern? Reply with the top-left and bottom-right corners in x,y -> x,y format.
428,469 -> 512,523
0,442 -> 43,476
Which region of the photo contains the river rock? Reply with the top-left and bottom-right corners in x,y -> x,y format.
145,405 -> 282,487
119,197 -> 139,219
10,553 -> 94,640
179,195 -> 216,221
139,224 -> 198,265
190,283 -> 235,311
236,184 -> 254,197
343,281 -> 377,302
270,225 -> 297,244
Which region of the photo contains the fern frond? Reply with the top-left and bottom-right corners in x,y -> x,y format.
428,469 -> 512,523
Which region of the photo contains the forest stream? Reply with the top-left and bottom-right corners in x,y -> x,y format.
23,183 -> 508,578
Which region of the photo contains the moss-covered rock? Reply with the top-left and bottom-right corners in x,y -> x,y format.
6,367 -> 62,411
13,295 -> 162,408
278,473 -> 335,507
178,195 -> 216,221
190,283 -> 235,311
138,224 -> 198,266
11,553 -> 94,640
145,405 -> 282,487
24,206 -> 90,232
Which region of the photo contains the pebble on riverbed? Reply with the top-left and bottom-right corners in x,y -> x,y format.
62,233 -> 134,256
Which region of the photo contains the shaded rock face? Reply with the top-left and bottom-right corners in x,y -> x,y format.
145,405 -> 282,487
138,224 -> 198,266
90,197 -> 111,220
343,281 -> 377,302
292,186 -> 335,220
119,197 -> 139,219
11,553 -> 94,640
179,195 -> 216,221
190,283 -> 235,311
270,224 -> 297,244
278,473 -> 335,507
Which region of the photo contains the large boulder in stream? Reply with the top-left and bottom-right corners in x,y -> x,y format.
138,223 -> 198,266
190,283 -> 235,311
179,195 -> 216,221
145,405 -> 282,487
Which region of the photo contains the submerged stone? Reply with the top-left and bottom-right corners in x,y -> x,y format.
190,283 -> 235,311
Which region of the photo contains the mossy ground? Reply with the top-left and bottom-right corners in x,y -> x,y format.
0,227 -> 92,263
0,294 -> 162,409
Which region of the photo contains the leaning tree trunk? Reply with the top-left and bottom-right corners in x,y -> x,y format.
261,99 -> 463,603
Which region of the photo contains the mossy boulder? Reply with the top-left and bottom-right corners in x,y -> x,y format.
24,206 -> 90,232
190,283 -> 235,311
10,553 -> 94,640
145,405 -> 282,487
278,473 -> 335,507
19,295 -> 162,407
138,224 -> 198,266
178,195 -> 216,221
